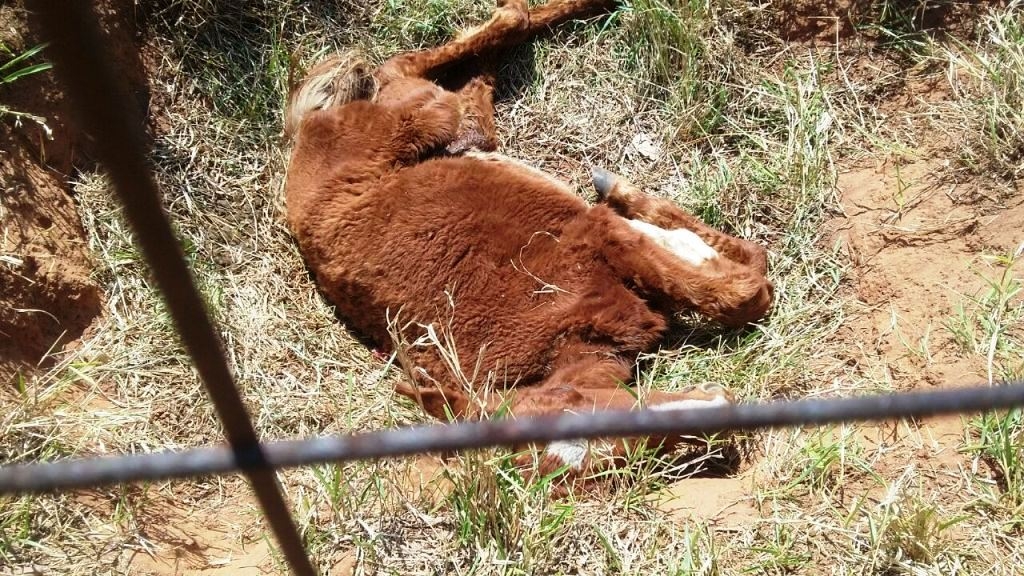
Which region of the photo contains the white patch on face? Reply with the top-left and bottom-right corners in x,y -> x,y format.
649,395 -> 731,412
545,439 -> 589,470
627,219 -> 719,266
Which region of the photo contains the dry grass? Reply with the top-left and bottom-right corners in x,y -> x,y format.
2,0 -> 1024,574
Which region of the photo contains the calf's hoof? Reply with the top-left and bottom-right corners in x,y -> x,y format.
591,166 -> 618,199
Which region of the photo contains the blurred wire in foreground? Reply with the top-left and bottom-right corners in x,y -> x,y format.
29,1 -> 317,574
2,380 -> 1022,494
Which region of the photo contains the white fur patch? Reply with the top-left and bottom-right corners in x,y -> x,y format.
545,439 -> 589,470
649,395 -> 731,412
627,219 -> 719,266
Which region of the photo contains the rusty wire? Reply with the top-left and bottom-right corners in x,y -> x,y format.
29,2 -> 317,574
2,381 -> 1023,495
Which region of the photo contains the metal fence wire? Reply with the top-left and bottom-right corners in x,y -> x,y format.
9,2 -> 1024,576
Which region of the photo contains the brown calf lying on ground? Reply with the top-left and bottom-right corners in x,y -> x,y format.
283,0 -> 773,485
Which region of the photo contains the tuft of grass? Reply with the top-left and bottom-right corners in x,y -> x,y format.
0,41 -> 53,134
951,248 -> 1024,515
945,248 -> 1024,384
744,522 -> 812,574
762,426 -> 877,499
969,408 -> 1024,514
0,359 -> 117,568
860,0 -> 935,58
943,2 -> 1024,179
445,450 -> 575,568
614,0 -> 738,138
669,524 -> 720,576
862,493 -> 972,572
369,0 -> 491,53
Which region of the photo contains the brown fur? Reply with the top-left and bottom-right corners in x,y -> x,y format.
283,0 -> 773,484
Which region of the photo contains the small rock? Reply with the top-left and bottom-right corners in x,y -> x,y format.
628,133 -> 662,160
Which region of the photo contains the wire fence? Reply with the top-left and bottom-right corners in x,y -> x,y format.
10,2 -> 1024,575
3,381 -> 1024,496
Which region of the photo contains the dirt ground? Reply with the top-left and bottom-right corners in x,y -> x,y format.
656,9 -> 1024,555
834,154 -> 1023,387
0,0 -> 149,376
775,0 -> 1009,42
2,0 -> 1023,574
0,128 -> 100,375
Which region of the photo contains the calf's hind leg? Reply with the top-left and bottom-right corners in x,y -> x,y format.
526,0 -> 618,33
582,206 -> 773,327
592,167 -> 769,275
376,0 -> 618,85
375,0 -> 531,85
377,0 -> 619,152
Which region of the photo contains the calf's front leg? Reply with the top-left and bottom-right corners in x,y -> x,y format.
508,356 -> 735,494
